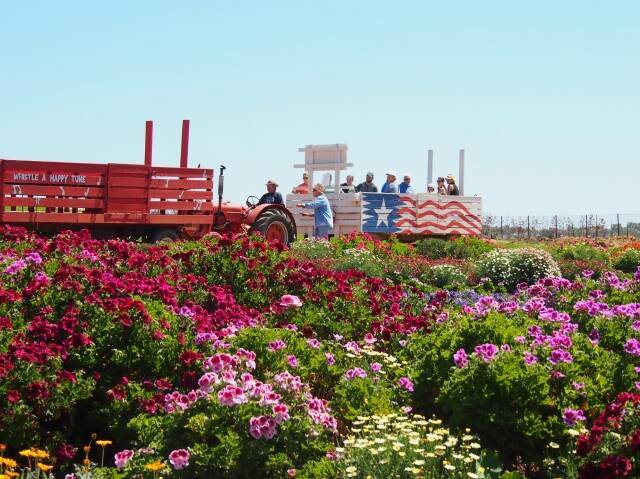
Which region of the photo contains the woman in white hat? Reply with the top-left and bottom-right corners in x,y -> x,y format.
296,183 -> 333,239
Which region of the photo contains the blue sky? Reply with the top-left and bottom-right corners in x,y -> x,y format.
1,1 -> 638,215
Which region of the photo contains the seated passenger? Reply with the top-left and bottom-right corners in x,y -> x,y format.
292,172 -> 310,194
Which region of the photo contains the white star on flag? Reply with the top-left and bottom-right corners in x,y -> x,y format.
374,203 -> 393,226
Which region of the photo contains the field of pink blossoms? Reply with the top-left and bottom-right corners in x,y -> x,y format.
1,228 -> 640,479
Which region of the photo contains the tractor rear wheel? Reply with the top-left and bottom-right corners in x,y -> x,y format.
250,208 -> 296,246
150,228 -> 180,244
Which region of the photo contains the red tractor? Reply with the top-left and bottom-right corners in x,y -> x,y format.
0,120 -> 297,244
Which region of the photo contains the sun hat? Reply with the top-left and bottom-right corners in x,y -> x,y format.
427,183 -> 435,189
446,174 -> 455,182
312,183 -> 325,193
266,179 -> 279,187
386,170 -> 397,177
302,172 -> 309,178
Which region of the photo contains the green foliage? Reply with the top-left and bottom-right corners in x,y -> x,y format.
427,264 -> 468,289
613,248 -> 640,273
416,236 -> 494,260
554,243 -> 610,264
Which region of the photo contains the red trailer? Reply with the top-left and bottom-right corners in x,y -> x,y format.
0,121 -> 297,244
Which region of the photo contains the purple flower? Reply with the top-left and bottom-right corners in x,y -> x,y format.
453,348 -> 468,368
548,349 -> 573,365
523,351 -> 538,365
473,343 -> 499,363
624,338 -> 640,357
344,367 -> 367,380
168,449 -> 190,470
306,338 -> 321,349
398,377 -> 414,392
370,362 -> 383,373
572,381 -> 585,390
582,269 -> 594,279
562,408 -> 586,426
325,352 -> 335,365
588,328 -> 600,346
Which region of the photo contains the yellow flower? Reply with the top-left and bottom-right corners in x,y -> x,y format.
19,449 -> 35,458
32,449 -> 49,459
96,440 -> 112,447
144,460 -> 166,472
0,474 -> 10,479
0,457 -> 18,468
36,463 -> 53,472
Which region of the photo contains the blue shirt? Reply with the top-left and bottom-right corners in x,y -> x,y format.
303,194 -> 333,228
398,183 -> 415,194
381,182 -> 398,193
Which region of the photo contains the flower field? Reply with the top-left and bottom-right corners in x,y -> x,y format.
1,228 -> 640,478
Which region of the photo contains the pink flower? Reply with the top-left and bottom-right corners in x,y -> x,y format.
280,294 -> 302,308
288,469 -> 297,477
453,348 -> 468,368
370,362 -> 383,373
325,352 -> 335,365
168,449 -> 190,470
398,377 -> 414,392
249,415 -> 278,439
114,449 -> 134,470
344,367 -> 367,380
217,385 -> 247,406
273,403 -> 290,423
268,340 -> 286,352
306,338 -> 321,349
287,355 -> 298,368
363,333 -> 377,345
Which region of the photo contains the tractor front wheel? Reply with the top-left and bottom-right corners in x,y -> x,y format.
250,208 -> 296,246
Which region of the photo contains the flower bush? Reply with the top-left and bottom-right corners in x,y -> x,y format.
475,248 -> 561,291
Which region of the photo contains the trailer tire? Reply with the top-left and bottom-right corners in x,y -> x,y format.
250,208 -> 295,246
150,228 -> 180,244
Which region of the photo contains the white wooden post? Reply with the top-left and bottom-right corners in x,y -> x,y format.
427,149 -> 434,185
458,149 -> 465,196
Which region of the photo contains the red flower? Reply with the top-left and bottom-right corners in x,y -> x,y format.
628,429 -> 640,452
6,389 -> 20,403
598,455 -> 633,478
56,443 -> 77,461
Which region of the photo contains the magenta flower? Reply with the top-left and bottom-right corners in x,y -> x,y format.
325,352 -> 335,365
398,377 -> 414,392
453,348 -> 468,368
562,408 -> 586,426
363,333 -> 377,345
344,367 -> 367,380
273,403 -> 290,423
280,294 -> 302,308
168,449 -> 190,470
249,415 -> 278,439
306,338 -> 321,349
217,385 -> 247,406
473,343 -> 499,363
548,349 -> 573,365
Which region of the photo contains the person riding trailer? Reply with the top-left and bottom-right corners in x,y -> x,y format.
296,183 -> 333,239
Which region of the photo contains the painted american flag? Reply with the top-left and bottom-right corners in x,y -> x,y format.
361,193 -> 482,235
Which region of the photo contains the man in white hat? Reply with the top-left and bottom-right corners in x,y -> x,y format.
258,179 -> 284,205
381,171 -> 398,193
427,183 -> 436,194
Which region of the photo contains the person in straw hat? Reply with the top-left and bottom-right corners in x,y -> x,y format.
258,179 -> 284,205
291,171 -> 310,194
445,174 -> 460,196
296,183 -> 333,239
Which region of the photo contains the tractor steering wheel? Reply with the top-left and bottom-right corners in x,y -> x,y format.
246,196 -> 260,209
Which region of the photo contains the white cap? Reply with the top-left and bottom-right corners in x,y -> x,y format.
386,170 -> 397,177
427,183 -> 434,189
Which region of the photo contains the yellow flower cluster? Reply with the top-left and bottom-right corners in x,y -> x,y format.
336,413 -> 485,478
18,448 -> 49,459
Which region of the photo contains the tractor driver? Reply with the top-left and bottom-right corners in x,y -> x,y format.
258,179 -> 284,206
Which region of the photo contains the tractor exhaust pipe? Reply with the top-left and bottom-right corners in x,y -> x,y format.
213,165 -> 226,228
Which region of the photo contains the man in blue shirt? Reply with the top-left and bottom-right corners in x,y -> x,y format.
258,180 -> 284,205
296,183 -> 333,239
398,174 -> 415,194
381,171 -> 398,193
